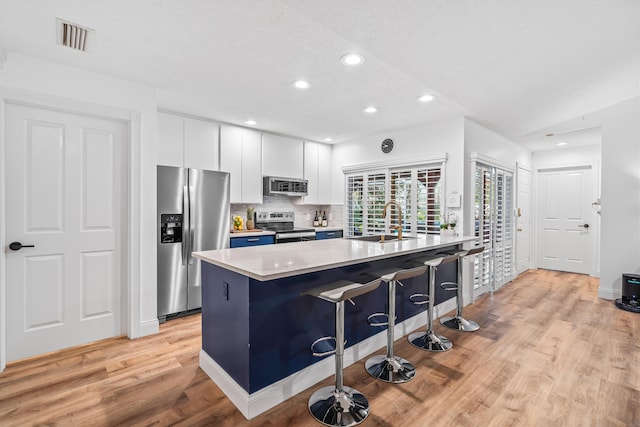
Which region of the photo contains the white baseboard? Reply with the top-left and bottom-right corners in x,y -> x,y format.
199,300 -> 456,420
598,287 -> 619,300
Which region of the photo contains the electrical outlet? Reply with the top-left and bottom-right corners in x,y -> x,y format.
329,213 -> 333,221
306,213 -> 310,220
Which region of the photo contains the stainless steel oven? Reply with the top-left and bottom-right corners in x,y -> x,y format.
255,211 -> 316,243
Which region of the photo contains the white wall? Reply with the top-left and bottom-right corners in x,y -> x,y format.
0,51 -> 159,337
599,98 -> 640,298
464,118 -> 532,168
533,144 -> 601,167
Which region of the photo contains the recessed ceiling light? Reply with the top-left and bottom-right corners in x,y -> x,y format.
418,94 -> 435,103
293,80 -> 311,89
363,107 -> 378,114
556,141 -> 568,146
323,137 -> 333,142
341,53 -> 365,66
244,119 -> 257,126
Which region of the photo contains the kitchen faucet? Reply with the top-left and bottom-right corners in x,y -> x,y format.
383,201 -> 403,240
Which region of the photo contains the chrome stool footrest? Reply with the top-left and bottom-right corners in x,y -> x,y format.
409,293 -> 429,305
366,312 -> 390,327
311,336 -> 343,357
440,281 -> 458,291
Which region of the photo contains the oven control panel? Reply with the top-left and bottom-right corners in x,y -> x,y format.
256,211 -> 295,222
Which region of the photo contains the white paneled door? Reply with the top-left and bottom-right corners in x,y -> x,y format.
537,167 -> 596,275
5,104 -> 126,361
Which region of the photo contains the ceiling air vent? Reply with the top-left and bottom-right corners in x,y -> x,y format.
56,19 -> 93,52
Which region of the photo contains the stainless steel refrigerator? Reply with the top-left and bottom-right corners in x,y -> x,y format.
157,165 -> 230,321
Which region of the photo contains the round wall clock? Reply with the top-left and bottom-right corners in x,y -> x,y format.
381,138 -> 394,154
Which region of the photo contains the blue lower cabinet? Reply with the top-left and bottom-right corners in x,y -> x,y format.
230,235 -> 275,248
315,230 -> 343,240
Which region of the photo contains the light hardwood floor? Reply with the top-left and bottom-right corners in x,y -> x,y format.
1,269 -> 638,426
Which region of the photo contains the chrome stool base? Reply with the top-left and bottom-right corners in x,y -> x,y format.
308,386 -> 370,427
409,331 -> 453,352
365,354 -> 416,383
440,316 -> 480,332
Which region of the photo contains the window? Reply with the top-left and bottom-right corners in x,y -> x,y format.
345,164 -> 443,237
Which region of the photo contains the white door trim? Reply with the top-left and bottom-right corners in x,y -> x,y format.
0,87 -> 143,372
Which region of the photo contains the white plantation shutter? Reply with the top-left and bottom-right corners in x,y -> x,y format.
473,162 -> 515,295
346,175 -> 364,236
366,173 -> 387,234
345,163 -> 443,237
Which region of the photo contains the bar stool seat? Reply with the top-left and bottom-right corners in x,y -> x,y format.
365,265 -> 427,383
406,253 -> 459,352
303,277 -> 382,427
437,246 -> 485,332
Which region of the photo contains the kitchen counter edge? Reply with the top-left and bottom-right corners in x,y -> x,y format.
194,234 -> 475,281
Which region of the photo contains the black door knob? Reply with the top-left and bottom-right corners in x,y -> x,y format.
9,242 -> 35,251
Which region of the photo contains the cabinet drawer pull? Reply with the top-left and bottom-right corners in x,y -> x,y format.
247,238 -> 260,242
326,232 -> 335,236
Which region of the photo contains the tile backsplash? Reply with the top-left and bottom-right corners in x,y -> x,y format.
231,196 -> 343,229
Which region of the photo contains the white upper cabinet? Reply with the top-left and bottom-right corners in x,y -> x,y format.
220,124 -> 262,204
184,117 -> 219,170
157,112 -> 219,170
157,112 -> 183,168
303,141 -> 332,205
317,142 -> 332,203
262,133 -> 304,179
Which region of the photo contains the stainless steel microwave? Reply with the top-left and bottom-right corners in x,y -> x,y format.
263,176 -> 308,196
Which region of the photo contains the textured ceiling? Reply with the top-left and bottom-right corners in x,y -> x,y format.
0,0 -> 638,149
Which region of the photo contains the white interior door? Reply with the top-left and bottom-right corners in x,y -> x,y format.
516,166 -> 531,275
5,104 -> 126,361
537,167 -> 595,274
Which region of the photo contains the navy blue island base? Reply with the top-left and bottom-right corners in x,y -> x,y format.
200,246 -> 458,395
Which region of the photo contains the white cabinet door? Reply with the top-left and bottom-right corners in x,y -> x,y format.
157,112 -> 219,170
303,141 -> 332,205
220,125 -> 243,203
317,142 -> 332,204
157,111 -> 183,167
262,133 -> 304,179
220,124 -> 262,204
241,129 -> 263,204
184,117 -> 219,171
304,141 -> 319,204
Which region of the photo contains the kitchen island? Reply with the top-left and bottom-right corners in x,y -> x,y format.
193,234 -> 476,419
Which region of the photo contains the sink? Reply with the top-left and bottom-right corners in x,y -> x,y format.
348,234 -> 415,242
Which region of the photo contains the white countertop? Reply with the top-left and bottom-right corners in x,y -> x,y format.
194,234 -> 475,281
229,230 -> 276,238
314,227 -> 343,232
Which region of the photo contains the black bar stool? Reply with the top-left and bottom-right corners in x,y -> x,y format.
439,246 -> 485,332
365,265 -> 427,383
303,277 -> 382,427
407,253 -> 459,352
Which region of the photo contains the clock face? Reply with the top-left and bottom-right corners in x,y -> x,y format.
381,138 -> 394,154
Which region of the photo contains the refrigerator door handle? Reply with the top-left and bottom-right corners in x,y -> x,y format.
182,184 -> 189,265
188,185 -> 196,265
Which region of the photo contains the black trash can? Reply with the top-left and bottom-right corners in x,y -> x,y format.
615,273 -> 640,313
